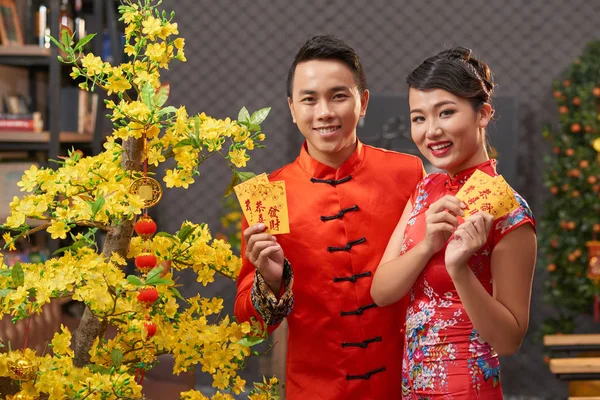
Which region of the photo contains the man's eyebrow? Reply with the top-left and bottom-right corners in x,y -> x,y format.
297,86 -> 352,96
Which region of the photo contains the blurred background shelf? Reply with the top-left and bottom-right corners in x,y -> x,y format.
0,131 -> 92,151
0,45 -> 51,66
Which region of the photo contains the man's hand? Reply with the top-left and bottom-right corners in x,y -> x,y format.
244,223 -> 285,294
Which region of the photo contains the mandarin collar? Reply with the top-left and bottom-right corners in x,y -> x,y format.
297,140 -> 365,180
445,159 -> 498,190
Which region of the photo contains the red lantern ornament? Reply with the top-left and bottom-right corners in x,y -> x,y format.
135,215 -> 157,240
137,287 -> 159,304
144,321 -> 157,338
135,251 -> 157,273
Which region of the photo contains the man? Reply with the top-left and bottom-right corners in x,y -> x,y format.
234,35 -> 424,399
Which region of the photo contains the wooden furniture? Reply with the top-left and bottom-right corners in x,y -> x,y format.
546,334 -> 600,396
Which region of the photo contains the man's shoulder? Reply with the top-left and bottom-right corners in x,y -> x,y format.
363,145 -> 423,173
364,144 -> 421,163
268,161 -> 298,181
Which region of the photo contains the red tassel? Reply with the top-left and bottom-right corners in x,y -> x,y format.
594,295 -> 600,323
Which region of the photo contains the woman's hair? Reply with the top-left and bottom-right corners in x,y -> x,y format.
406,47 -> 495,111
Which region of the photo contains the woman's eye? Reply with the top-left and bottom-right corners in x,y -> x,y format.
440,109 -> 456,117
412,116 -> 424,123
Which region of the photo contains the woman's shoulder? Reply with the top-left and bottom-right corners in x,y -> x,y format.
493,189 -> 536,239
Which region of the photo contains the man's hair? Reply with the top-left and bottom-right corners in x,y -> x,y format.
286,35 -> 367,98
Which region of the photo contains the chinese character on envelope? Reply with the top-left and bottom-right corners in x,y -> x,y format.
233,173 -> 290,234
454,170 -> 519,220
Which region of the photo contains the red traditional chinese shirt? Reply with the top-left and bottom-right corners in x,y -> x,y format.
235,141 -> 424,399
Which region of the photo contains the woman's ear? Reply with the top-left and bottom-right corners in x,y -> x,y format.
479,103 -> 493,128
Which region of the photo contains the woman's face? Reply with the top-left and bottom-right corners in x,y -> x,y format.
408,88 -> 492,176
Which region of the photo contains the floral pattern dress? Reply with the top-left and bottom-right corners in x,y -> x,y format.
401,160 -> 535,399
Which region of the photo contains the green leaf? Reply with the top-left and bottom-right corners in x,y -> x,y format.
145,266 -> 164,284
169,287 -> 186,301
176,225 -> 194,242
0,289 -> 11,297
153,83 -> 170,107
250,107 -> 271,126
48,36 -> 65,51
158,106 -> 178,116
237,107 -> 250,123
237,171 -> 257,183
11,262 -> 24,288
173,139 -> 193,148
223,170 -> 241,198
111,349 -> 124,367
0,269 -> 11,277
237,336 -> 265,347
155,232 -> 177,240
60,27 -> 72,49
141,82 -> 155,109
74,33 -> 96,51
127,275 -> 144,286
145,277 -> 174,286
90,197 -> 105,219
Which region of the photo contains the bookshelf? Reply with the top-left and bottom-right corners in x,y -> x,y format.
0,0 -> 117,159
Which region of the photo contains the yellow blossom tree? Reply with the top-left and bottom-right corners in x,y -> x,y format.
0,1 -> 279,399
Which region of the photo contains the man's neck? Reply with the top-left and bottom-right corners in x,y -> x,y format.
306,140 -> 357,170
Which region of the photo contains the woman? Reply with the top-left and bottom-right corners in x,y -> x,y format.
371,47 -> 536,399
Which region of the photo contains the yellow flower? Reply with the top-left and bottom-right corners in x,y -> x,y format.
174,37 -> 185,50
229,148 -> 248,168
244,138 -> 255,150
122,4 -> 139,24
110,252 -> 127,266
81,53 -> 105,76
2,232 -> 15,251
106,69 -> 132,95
180,390 -> 210,400
51,325 -> 74,357
232,375 -> 246,394
47,220 -> 70,240
141,16 -> 162,40
159,22 -> 179,39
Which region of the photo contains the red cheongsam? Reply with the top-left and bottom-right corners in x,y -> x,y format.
400,159 -> 535,399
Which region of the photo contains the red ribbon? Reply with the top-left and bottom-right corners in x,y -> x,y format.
23,317 -> 31,350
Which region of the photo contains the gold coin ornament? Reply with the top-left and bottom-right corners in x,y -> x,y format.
7,357 -> 37,381
129,177 -> 163,208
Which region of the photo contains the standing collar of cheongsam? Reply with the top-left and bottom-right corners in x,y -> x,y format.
297,140 -> 365,180
445,159 -> 498,190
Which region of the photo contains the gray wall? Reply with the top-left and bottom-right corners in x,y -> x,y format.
156,1 -> 600,397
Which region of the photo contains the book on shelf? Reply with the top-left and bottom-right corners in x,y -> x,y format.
0,112 -> 43,132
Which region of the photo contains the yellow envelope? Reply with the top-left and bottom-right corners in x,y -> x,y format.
234,173 -> 269,223
455,170 -> 519,220
234,175 -> 290,234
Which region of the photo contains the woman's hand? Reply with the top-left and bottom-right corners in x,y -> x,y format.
422,195 -> 466,255
445,212 -> 494,278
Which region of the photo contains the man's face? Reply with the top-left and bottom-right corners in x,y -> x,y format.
288,59 -> 369,168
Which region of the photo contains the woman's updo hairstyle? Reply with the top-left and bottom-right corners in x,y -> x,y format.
406,47 -> 495,112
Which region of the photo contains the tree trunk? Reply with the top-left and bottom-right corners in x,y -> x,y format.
73,137 -> 144,368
